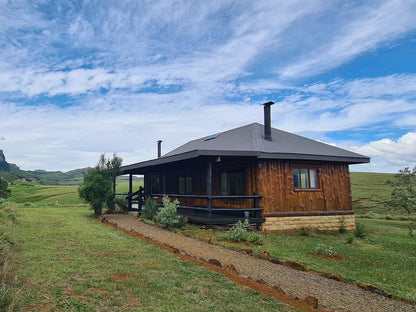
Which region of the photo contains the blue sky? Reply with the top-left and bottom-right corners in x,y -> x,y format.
0,0 -> 415,172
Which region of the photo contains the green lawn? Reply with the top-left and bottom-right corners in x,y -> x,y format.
350,172 -> 395,214
9,206 -> 295,311
183,217 -> 416,301
5,172 -> 416,307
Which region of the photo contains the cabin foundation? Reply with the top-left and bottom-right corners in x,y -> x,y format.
262,213 -> 356,232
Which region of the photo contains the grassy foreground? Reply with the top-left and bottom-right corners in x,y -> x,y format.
10,206 -> 295,311
184,218 -> 416,301
5,172 -> 416,307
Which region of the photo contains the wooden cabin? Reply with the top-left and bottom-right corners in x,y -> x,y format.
120,102 -> 370,231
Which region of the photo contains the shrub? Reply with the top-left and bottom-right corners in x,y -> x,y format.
246,232 -> 264,244
226,220 -> 249,242
225,220 -> 264,244
141,199 -> 159,221
354,223 -> 366,239
155,196 -> 187,229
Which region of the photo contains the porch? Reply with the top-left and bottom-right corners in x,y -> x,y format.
120,188 -> 265,229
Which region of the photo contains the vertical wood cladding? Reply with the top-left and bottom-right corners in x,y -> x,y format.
144,157 -> 352,213
257,160 -> 352,212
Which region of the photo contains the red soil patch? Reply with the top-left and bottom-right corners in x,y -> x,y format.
96,250 -> 120,255
111,273 -> 135,281
310,252 -> 343,261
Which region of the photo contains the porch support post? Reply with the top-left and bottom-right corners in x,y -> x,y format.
206,162 -> 212,214
128,174 -> 133,211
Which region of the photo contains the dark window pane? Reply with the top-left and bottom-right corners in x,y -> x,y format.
179,177 -> 185,194
293,169 -> 300,188
221,171 -> 245,195
186,177 -> 193,194
221,173 -> 228,195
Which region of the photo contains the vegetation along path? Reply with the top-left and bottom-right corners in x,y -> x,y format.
102,213 -> 415,312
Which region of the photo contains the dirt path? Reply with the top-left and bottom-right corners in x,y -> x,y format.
101,213 -> 415,312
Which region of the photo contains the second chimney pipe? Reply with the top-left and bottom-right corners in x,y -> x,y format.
263,101 -> 275,141
157,140 -> 162,158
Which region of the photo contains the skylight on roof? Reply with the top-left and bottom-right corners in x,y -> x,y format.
204,133 -> 220,141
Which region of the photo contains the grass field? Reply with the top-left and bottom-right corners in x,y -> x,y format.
350,172 -> 395,215
9,207 -> 295,311
184,218 -> 416,301
4,172 -> 416,308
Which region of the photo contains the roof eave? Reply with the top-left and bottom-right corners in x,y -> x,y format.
258,152 -> 370,164
121,149 -> 370,174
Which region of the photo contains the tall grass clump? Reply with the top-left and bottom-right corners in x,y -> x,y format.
353,223 -> 366,238
154,196 -> 187,229
0,199 -> 18,310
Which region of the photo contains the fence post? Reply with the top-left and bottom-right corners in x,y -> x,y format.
128,174 -> 133,211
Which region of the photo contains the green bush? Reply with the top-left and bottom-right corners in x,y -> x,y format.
141,198 -> 159,221
226,220 -> 248,242
225,220 -> 264,244
154,196 -> 187,229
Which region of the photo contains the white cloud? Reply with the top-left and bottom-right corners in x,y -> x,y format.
0,1 -> 415,174
348,132 -> 416,172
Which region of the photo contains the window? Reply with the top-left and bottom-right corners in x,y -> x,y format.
221,171 -> 245,195
149,174 -> 161,194
293,168 -> 318,189
179,176 -> 192,194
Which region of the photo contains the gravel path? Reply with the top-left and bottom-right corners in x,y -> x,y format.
102,213 -> 415,312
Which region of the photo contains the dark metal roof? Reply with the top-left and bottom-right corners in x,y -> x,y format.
121,123 -> 370,174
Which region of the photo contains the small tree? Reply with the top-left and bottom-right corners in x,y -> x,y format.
78,153 -> 122,216
385,166 -> 416,214
155,196 -> 187,229
0,179 -> 11,199
78,168 -> 112,216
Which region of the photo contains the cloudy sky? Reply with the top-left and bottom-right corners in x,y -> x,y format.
0,0 -> 415,173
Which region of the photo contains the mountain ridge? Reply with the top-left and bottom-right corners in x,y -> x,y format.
0,149 -> 91,185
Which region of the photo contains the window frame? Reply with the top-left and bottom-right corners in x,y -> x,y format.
220,170 -> 246,196
149,174 -> 161,194
292,167 -> 320,191
178,176 -> 193,195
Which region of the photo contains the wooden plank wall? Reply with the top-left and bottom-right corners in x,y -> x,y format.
144,158 -> 352,213
257,160 -> 352,213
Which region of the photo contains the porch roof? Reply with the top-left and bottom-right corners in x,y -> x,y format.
121,123 -> 369,175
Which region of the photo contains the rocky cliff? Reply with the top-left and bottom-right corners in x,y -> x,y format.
0,149 -> 5,163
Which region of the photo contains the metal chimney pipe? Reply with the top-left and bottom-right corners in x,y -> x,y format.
157,140 -> 162,158
263,101 -> 274,141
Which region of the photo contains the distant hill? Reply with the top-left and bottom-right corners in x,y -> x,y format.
0,149 -> 141,185
0,149 -> 90,185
